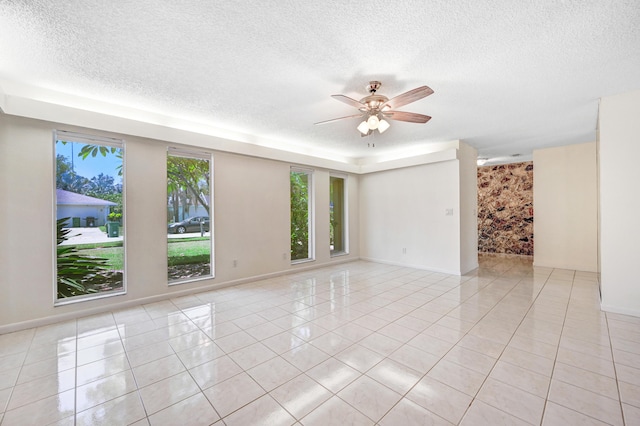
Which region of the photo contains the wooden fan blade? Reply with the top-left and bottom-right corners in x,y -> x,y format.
384,111 -> 432,123
314,114 -> 364,125
331,94 -> 366,109
383,86 -> 434,110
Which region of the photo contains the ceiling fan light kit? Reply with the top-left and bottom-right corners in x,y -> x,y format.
316,81 -> 433,138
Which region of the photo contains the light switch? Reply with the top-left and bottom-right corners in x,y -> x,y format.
445,208 -> 454,216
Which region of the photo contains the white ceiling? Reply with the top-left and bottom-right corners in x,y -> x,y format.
1,1 -> 639,164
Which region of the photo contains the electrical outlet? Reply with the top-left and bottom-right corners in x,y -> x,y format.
233,259 -> 237,267
402,248 -> 407,254
282,253 -> 287,260
445,208 -> 454,216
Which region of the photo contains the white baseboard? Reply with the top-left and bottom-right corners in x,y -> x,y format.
601,303 -> 640,319
359,256 -> 462,276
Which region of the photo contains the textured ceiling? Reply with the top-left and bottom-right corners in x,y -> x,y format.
1,0 -> 639,163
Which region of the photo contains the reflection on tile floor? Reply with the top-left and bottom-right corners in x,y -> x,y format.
1,255 -> 639,425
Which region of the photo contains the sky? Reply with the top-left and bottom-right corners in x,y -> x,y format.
56,140 -> 122,184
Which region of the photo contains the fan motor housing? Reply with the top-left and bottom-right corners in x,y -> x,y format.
360,94 -> 388,110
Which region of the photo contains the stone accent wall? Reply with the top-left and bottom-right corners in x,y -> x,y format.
478,162 -> 533,255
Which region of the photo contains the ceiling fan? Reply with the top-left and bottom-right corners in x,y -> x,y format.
315,81 -> 433,136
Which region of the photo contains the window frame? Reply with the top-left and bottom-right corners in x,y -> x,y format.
330,173 -> 349,257
290,166 -> 315,264
167,147 -> 215,285
53,130 -> 127,306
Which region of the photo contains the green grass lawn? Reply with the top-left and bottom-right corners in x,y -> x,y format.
167,240 -> 211,265
74,238 -> 211,269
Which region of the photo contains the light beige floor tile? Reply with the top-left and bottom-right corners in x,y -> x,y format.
460,399 -> 530,426
619,380 -> 640,408
290,323 -> 330,342
476,377 -> 545,424
366,358 -> 422,395
16,352 -> 75,384
77,352 -> 130,387
280,343 -> 330,372
456,334 -> 505,358
552,362 -> 618,399
0,387 -> 11,413
76,391 -> 146,426
392,315 -> 433,332
623,403 -> 640,426
0,352 -> 26,375
389,344 -> 440,374
335,344 -> 384,373
616,363 -> 640,387
175,340 -> 224,369
332,323 -> 374,342
77,328 -> 121,351
443,344 -> 496,374
76,369 -> 138,412
247,356 -> 301,391
542,401 -> 611,426
148,392 -> 219,426
556,347 -> 616,378
7,368 -> 75,410
499,345 -> 554,376
548,379 -> 623,426
262,331 -> 306,354
379,398 -> 453,426
306,358 -> 360,393
427,359 -> 487,396
76,340 -> 124,366
1,388 -> 75,426
139,371 -> 200,415
245,322 -> 285,341
508,334 -> 558,360
126,341 -> 175,368
23,340 -> 75,365
213,330 -> 257,353
489,360 -> 550,398
356,332 -> 404,357
167,329 -> 212,352
228,341 -> 277,370
203,372 -> 265,418
223,394 -> 295,426
188,354 -> 243,390
614,348 -> 640,369
406,376 -> 473,424
338,375 -> 402,422
308,331 -> 354,356
300,395 -> 374,426
132,353 -> 185,388
270,374 -> 331,419
559,335 -> 613,361
117,319 -> 159,339
377,322 -> 421,343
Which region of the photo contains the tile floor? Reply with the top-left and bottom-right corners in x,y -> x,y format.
1,255 -> 639,425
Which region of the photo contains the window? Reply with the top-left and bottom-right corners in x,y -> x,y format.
167,148 -> 213,283
54,131 -> 125,303
291,168 -> 314,262
330,175 -> 347,255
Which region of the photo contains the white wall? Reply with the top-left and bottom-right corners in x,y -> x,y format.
599,89 -> 640,317
533,142 -> 598,272
458,142 -> 479,274
359,159 -> 462,274
0,114 -> 360,330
